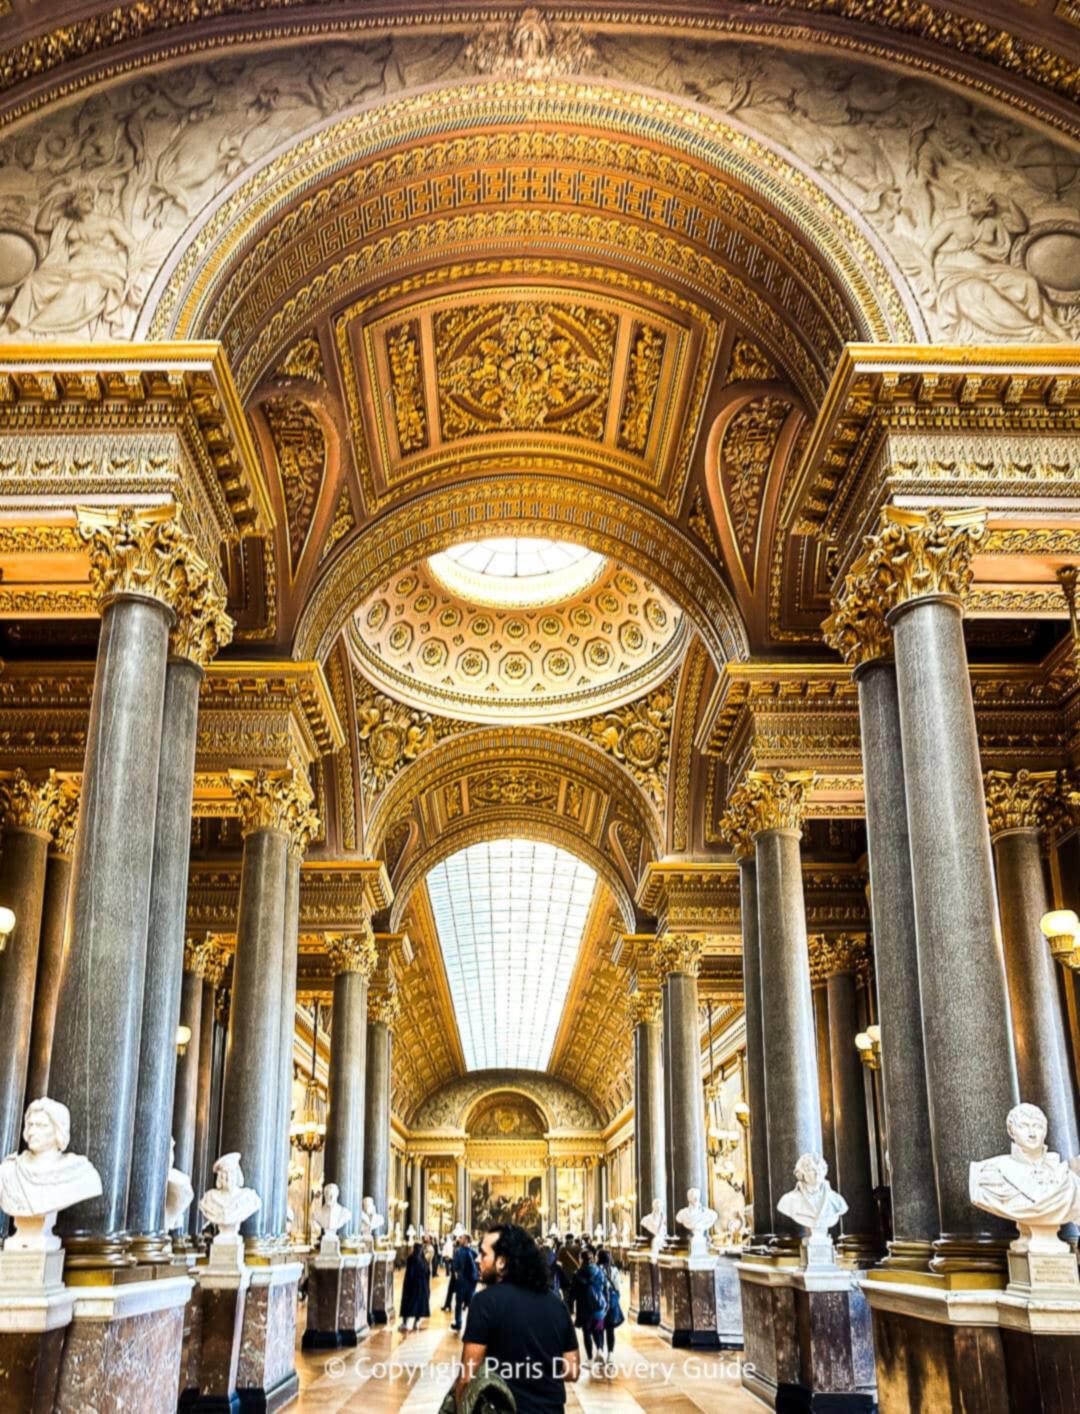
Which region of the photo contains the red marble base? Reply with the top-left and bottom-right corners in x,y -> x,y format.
0,1326 -> 66,1411
628,1251 -> 661,1326
236,1263 -> 302,1412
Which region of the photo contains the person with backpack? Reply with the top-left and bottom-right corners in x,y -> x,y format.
595,1249 -> 625,1366
451,1231 -> 480,1331
569,1245 -> 608,1366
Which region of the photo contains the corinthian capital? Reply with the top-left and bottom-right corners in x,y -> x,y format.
726,769 -> 816,839
984,769 -> 1058,839
51,780 -> 80,855
656,933 -> 703,980
718,796 -> 755,860
170,557 -> 234,668
863,506 -> 987,613
0,768 -> 67,837
808,933 -> 870,986
823,550 -> 892,669
231,768 -> 318,844
626,988 -> 662,1026
326,927 -> 378,978
368,987 -> 401,1028
77,506 -> 187,617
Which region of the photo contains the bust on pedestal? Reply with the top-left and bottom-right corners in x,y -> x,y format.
642,1198 -> 667,1256
970,1102 -> 1080,1292
0,1098 -> 102,1288
676,1187 -> 718,1259
165,1137 -> 194,1233
777,1154 -> 847,1270
359,1196 -> 385,1248
199,1152 -> 261,1272
311,1183 -> 351,1259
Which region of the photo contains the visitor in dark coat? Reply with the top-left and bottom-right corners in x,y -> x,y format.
399,1242 -> 432,1331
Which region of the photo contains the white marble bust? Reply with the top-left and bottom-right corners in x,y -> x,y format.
641,1197 -> 667,1256
359,1195 -> 385,1244
312,1182 -> 351,1237
970,1103 -> 1080,1254
620,1217 -> 631,1245
165,1138 -> 194,1232
199,1152 -> 261,1238
406,1223 -> 417,1244
593,1223 -> 605,1242
675,1186 -> 718,1258
0,1098 -> 102,1251
778,1154 -> 847,1266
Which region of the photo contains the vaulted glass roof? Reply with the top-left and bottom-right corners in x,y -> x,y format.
428,537 -> 606,608
425,838 -> 598,1072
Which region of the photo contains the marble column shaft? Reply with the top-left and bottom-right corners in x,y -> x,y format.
737,856 -> 773,1238
812,981 -> 838,1183
172,958 -> 204,1186
52,593 -> 173,1254
891,594 -> 1017,1260
826,965 -> 877,1251
660,948 -> 708,1238
127,655 -> 203,1254
854,657 -> 939,1262
25,843 -> 74,1105
363,1018 -> 392,1220
631,1004 -> 665,1229
993,825 -> 1078,1157
324,943 -> 373,1238
269,851 -> 301,1236
220,825 -> 288,1239
190,973 -> 219,1236
755,828 -> 821,1241
0,819 -> 53,1164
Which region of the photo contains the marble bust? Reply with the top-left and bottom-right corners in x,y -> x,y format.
641,1197 -> 667,1256
359,1195 -> 385,1245
778,1154 -> 847,1267
406,1224 -> 417,1244
620,1217 -> 631,1245
970,1103 -> 1080,1254
199,1152 -> 261,1238
675,1187 -> 718,1258
593,1223 -> 605,1243
0,1098 -> 102,1251
165,1138 -> 194,1232
311,1182 -> 351,1254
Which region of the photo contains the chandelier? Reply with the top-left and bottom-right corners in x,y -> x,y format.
290,1001 -> 327,1154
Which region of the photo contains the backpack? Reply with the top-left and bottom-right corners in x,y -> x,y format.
585,1264 -> 608,1321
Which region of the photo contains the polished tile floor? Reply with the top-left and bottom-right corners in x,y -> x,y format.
296,1271 -> 761,1411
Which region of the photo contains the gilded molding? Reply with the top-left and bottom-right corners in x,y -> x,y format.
326,928 -> 378,979
984,768 -> 1058,838
0,768 -> 66,837
808,932 -> 871,985
656,932 -> 703,979
726,769 -> 817,838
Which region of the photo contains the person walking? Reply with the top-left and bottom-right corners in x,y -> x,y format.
454,1223 -> 579,1413
442,1233 -> 457,1311
451,1231 -> 479,1331
399,1241 -> 432,1332
595,1249 -> 624,1367
569,1246 -> 608,1368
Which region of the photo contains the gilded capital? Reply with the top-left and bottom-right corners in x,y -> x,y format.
863,506 -> 987,613
626,988 -> 662,1026
727,769 -> 816,839
326,927 -> 378,978
984,769 -> 1058,838
0,768 -> 66,838
656,932 -> 703,979
183,938 -> 205,974
718,797 -> 755,860
200,937 -> 231,989
231,768 -> 316,841
170,557 -> 234,668
78,506 -> 192,618
368,988 -> 401,1028
51,781 -> 80,856
808,932 -> 870,986
822,550 -> 892,669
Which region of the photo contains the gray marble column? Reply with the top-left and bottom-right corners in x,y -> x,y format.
190,945 -> 226,1237
987,771 -> 1078,1161
220,772 -> 310,1247
811,969 -> 838,1184
883,510 -> 1018,1273
323,931 -> 376,1239
629,989 -> 665,1240
25,795 -> 78,1106
734,771 -> 821,1247
205,982 -> 230,1216
362,993 -> 395,1222
171,944 -> 206,1207
852,654 -> 939,1270
658,935 -> 708,1247
128,654 -> 204,1261
269,850 -> 303,1240
0,772 -> 64,1169
454,1156 -> 467,1229
736,853 -> 773,1239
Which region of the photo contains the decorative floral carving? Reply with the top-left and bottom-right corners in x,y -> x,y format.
470,770 -> 559,809
264,396 -> 325,569
230,768 -> 316,840
169,550 -> 234,668
688,486 -> 719,557
822,554 -> 892,669
862,506 -> 987,610
808,932 -> 871,986
464,8 -> 595,78
617,323 -> 664,454
275,334 -> 325,384
656,932 -> 703,979
326,928 -> 378,978
387,320 -> 428,454
320,483 -> 357,562
984,769 -> 1058,838
626,988 -> 663,1026
717,798 -> 756,860
725,769 -> 816,838
355,689 -> 437,791
0,768 -> 66,837
725,337 -> 778,385
368,987 -> 401,1028
51,783 -> 80,856
720,396 -> 789,558
584,684 -> 673,807
77,506 -> 196,617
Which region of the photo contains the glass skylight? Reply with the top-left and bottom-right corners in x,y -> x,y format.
428,537 -> 605,608
425,838 -> 598,1072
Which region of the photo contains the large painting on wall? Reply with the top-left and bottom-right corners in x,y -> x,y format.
471,1174 -> 543,1234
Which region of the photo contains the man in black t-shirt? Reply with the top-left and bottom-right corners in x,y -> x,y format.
454,1224 -> 580,1414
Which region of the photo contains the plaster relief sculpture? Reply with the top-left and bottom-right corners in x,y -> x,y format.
0,1098 -> 102,1253
675,1187 -> 718,1259
777,1153 -> 847,1269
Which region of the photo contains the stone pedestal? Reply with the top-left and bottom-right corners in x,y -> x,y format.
862,1273 -> 1080,1414
182,1266 -> 250,1413
236,1261 -> 302,1412
660,1251 -> 744,1350
367,1248 -> 395,1325
714,1251 -> 745,1348
55,1273 -> 193,1414
304,1252 -> 371,1349
0,1249 -> 75,1413
628,1249 -> 660,1325
738,1260 -> 875,1411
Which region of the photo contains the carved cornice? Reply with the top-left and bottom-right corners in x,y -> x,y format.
808,932 -> 871,986
656,932 -> 703,980
726,769 -> 817,838
187,859 -> 392,936
0,767 -> 66,837
984,768 -> 1058,838
326,928 -> 378,979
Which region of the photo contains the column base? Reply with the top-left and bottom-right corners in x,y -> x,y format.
738,1259 -> 876,1411
236,1262 -> 302,1412
628,1250 -> 661,1324
303,1253 -> 371,1348
55,1272 -> 193,1414
862,1268 -> 1080,1414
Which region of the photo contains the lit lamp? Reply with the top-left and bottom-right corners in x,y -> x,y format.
175,1024 -> 192,1056
733,1101 -> 750,1131
290,1002 -> 327,1153
0,906 -> 15,952
1041,909 -> 1080,971
855,1023 -> 881,1070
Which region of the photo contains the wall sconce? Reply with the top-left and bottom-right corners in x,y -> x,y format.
733,1101 -> 750,1131
1041,909 -> 1080,970
175,1024 -> 192,1056
0,906 -> 15,952
855,1023 -> 881,1070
